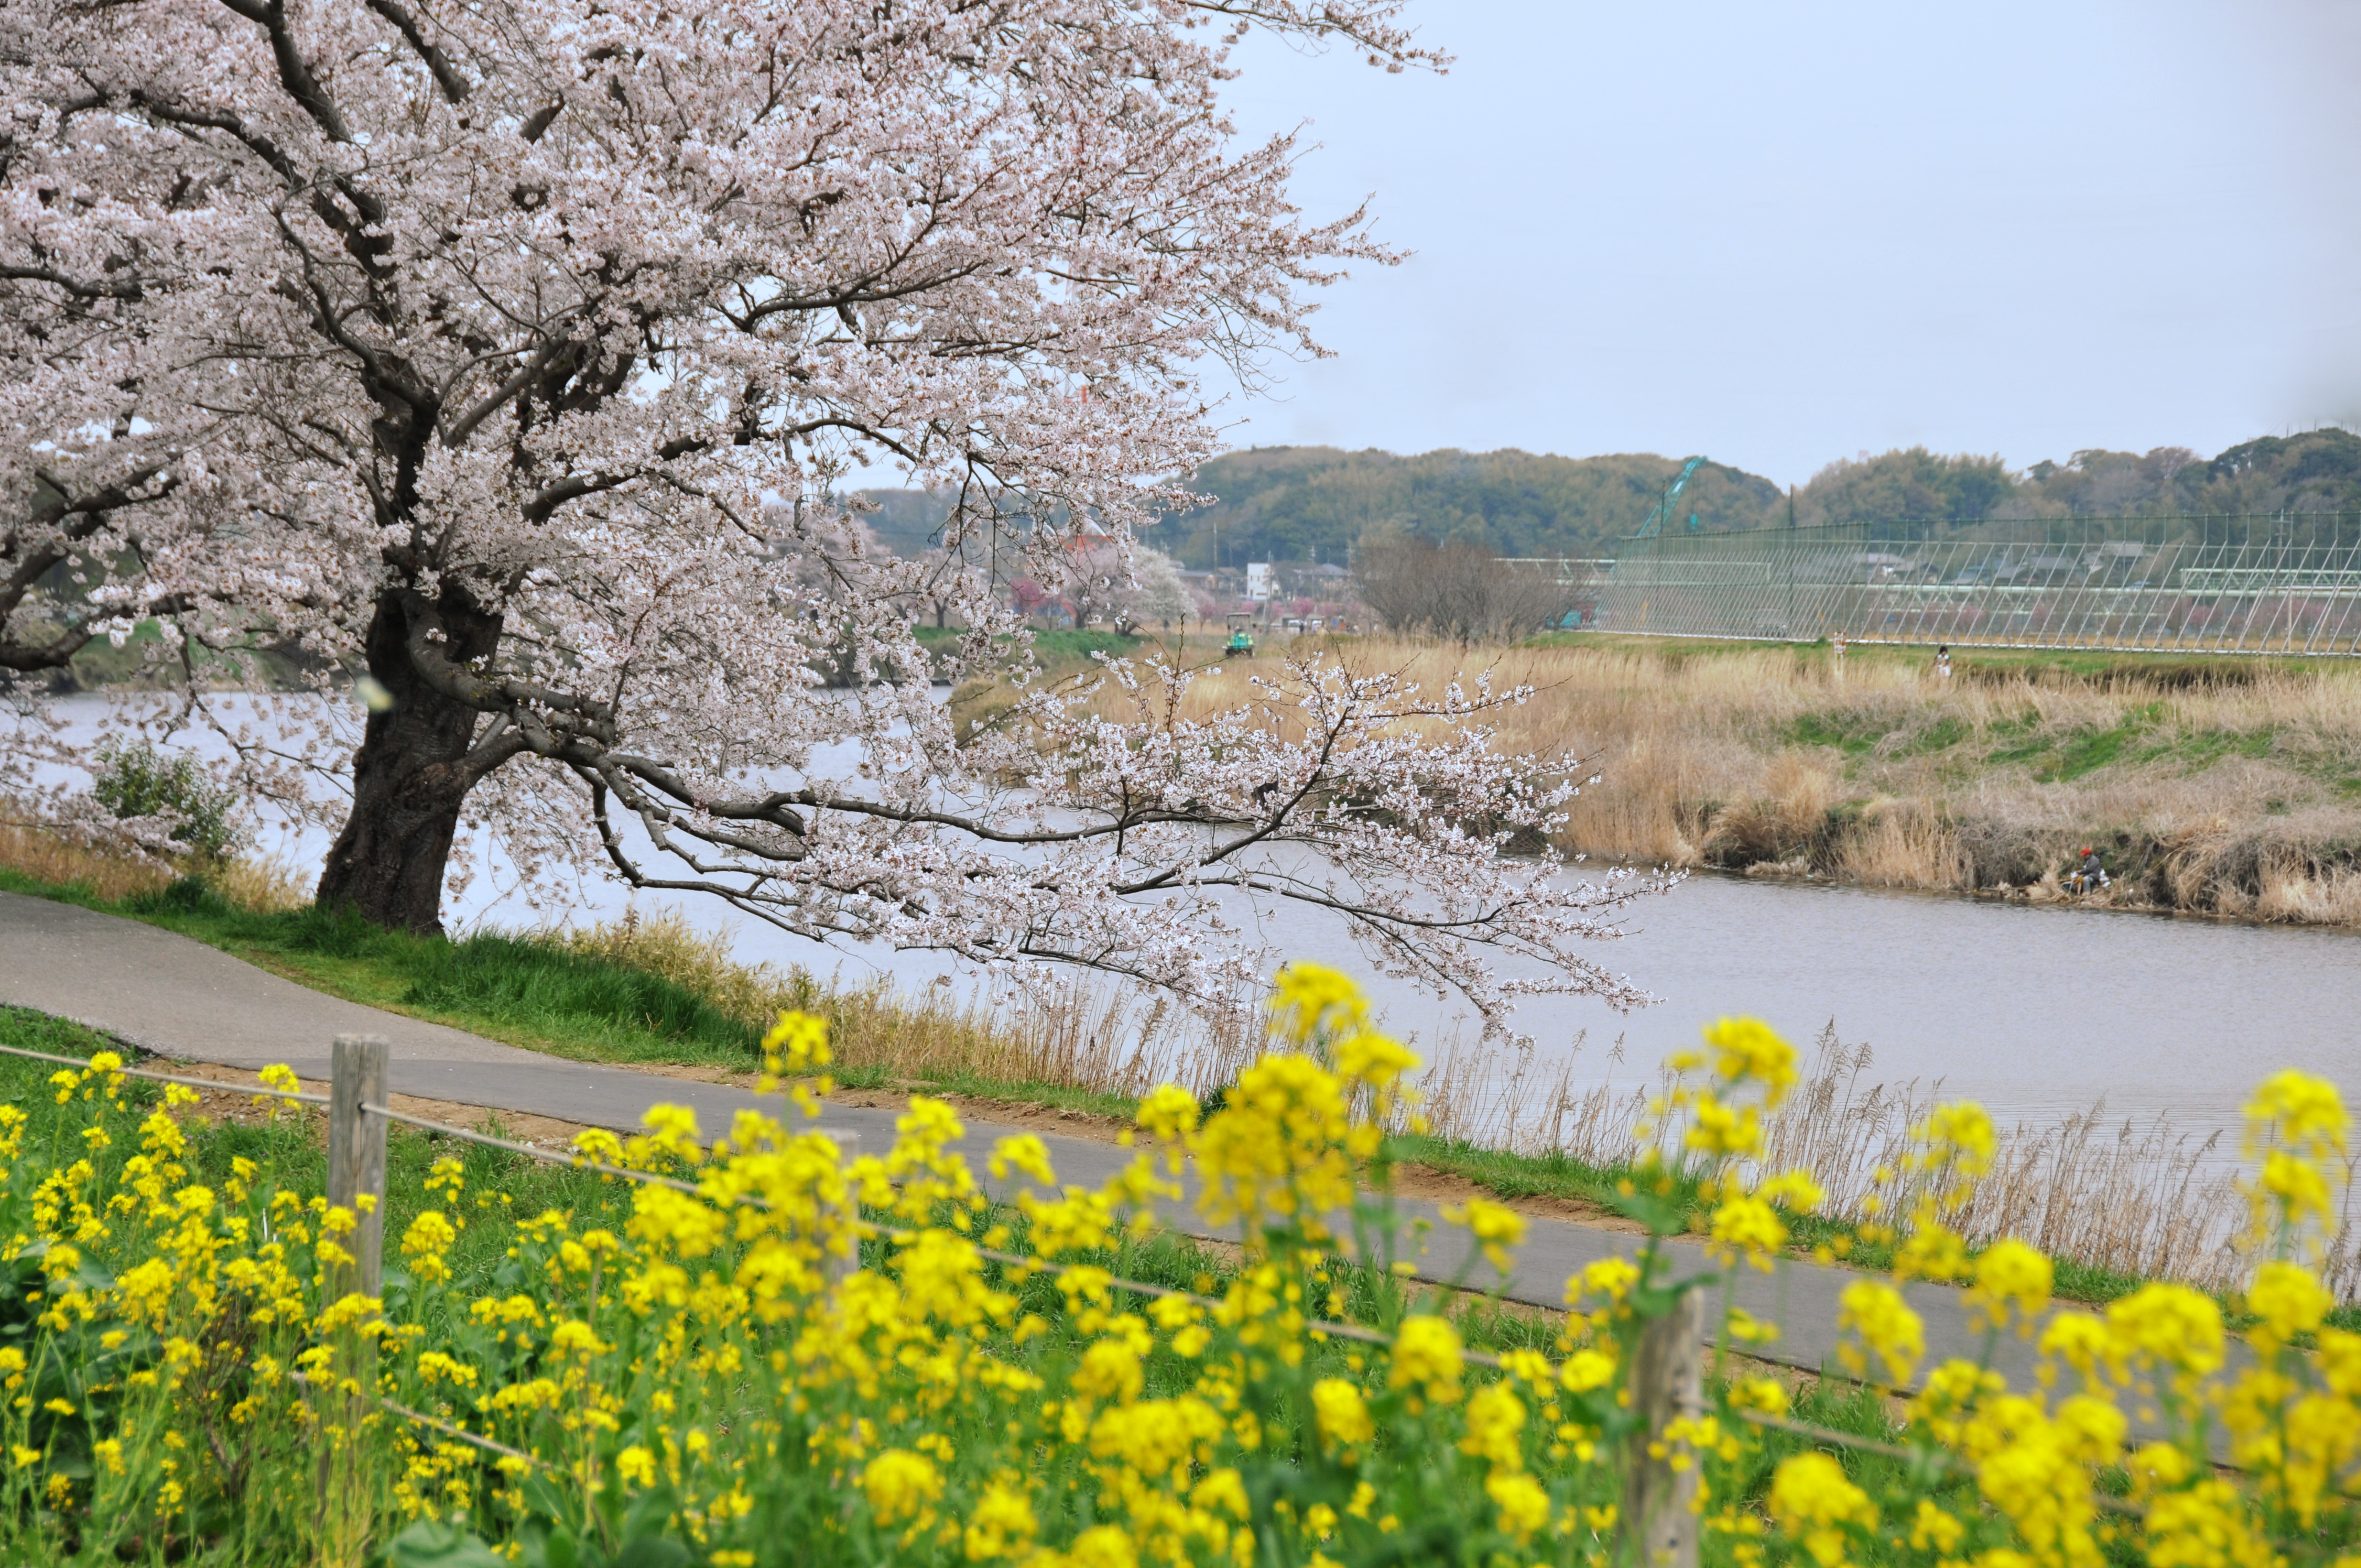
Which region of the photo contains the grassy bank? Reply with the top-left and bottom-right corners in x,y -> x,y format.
1042,631 -> 2361,926
0,846 -> 1220,1117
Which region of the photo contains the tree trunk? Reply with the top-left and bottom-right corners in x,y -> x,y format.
315,592 -> 502,934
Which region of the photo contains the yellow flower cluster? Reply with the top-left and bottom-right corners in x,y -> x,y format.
0,982 -> 2353,1568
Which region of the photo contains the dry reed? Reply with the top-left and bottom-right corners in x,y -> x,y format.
1053,637 -> 2361,926
0,819 -> 177,902
0,816 -> 308,912
546,908 -> 1263,1100
1415,1021 -> 2361,1300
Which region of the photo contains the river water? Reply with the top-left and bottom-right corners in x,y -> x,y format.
20,695 -> 2360,1151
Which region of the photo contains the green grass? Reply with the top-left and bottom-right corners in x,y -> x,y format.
1981,703 -> 2172,782
2038,704 -> 2163,782
1786,712 -> 1885,756
0,872 -> 764,1071
1895,716 -> 1972,758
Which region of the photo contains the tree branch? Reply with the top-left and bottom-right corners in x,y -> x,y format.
362,0 -> 471,104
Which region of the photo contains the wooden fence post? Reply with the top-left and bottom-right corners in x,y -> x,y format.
325,1034 -> 389,1299
1622,1287 -> 1705,1568
317,1035 -> 388,1566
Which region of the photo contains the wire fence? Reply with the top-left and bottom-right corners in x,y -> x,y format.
0,1032 -> 2131,1518
1595,513 -> 2361,654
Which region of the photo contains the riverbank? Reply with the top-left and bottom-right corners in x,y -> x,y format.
1,829 -> 2338,1313
1049,631 -> 2361,927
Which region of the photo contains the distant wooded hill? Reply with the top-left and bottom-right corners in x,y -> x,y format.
851,428 -> 2361,563
1150,448 -> 1785,567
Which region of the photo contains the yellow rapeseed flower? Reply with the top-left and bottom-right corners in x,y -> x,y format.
760,1010 -> 832,1072
1134,1085 -> 1200,1145
2106,1283 -> 2223,1380
861,1449 -> 941,1526
1459,1384 -> 1526,1468
1485,1470 -> 1550,1540
1684,1091 -> 1763,1159
1836,1281 -> 1924,1387
2245,1259 -> 2332,1344
1704,1017 -> 1799,1106
2245,1070 -> 2348,1162
1967,1239 -> 2053,1334
1389,1316 -> 1464,1403
1709,1195 -> 1788,1270
2254,1150 -> 2335,1235
1768,1452 -> 1877,1567
1272,962 -> 1368,1044
1755,1167 -> 1827,1215
1334,1030 -> 1418,1090
1443,1197 -> 1526,1274
1911,1102 -> 1996,1179
1311,1377 -> 1374,1449
1560,1350 -> 1616,1393
963,1480 -> 1037,1561
1567,1256 -> 1639,1307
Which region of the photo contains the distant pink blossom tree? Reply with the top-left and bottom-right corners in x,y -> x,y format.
0,0 -> 1658,1028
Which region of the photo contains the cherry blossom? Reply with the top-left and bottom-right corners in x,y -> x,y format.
1,0 -> 1664,1031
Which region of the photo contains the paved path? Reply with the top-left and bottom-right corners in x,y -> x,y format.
0,890 -> 2103,1393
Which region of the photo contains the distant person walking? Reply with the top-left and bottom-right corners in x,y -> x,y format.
1936,645 -> 1952,683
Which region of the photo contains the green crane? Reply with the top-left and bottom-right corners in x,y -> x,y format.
1634,455 -> 1706,538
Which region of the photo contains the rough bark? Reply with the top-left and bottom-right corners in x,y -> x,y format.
315,591 -> 502,934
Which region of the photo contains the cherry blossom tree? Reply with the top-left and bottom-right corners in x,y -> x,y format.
1,0 -> 1665,1030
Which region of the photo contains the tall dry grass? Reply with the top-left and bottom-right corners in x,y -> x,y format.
0,817 -> 307,912
1059,636 -> 2361,924
546,908 -> 1263,1099
1417,1021 -> 2360,1299
0,820 -> 175,901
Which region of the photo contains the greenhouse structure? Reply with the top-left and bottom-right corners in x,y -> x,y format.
1586,514 -> 2361,655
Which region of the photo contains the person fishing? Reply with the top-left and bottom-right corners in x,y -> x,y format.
2070,845 -> 2109,895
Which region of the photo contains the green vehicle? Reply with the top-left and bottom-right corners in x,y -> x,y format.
1224,612 -> 1256,657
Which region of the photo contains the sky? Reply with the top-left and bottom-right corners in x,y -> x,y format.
1201,0 -> 2361,487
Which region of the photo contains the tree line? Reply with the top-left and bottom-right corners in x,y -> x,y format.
1121,427 -> 2361,567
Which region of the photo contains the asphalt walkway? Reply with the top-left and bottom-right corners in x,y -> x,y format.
0,889 -> 2099,1392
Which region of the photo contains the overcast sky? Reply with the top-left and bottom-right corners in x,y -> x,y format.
1203,0 -> 2361,487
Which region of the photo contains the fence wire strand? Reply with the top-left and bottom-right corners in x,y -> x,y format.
0,1039 -> 328,1105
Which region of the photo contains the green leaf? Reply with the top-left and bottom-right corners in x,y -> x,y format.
514,1517 -> 580,1568
385,1520 -> 509,1568
620,1485 -> 681,1543
610,1540 -> 691,1568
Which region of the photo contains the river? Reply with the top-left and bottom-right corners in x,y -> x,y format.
19,694 -> 2360,1153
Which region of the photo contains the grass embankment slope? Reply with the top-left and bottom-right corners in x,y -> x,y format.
1037,630 -> 2361,925
0,831 -> 2326,1324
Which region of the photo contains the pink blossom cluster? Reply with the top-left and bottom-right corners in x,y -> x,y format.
0,0 -> 1662,1030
